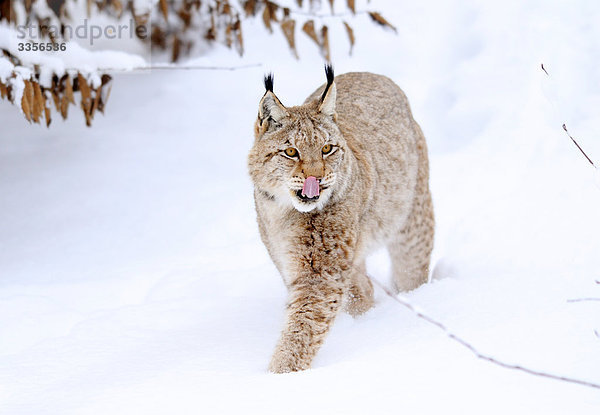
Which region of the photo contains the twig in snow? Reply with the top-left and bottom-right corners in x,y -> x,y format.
540,64 -> 597,169
566,297 -> 600,303
369,277 -> 600,391
562,124 -> 596,168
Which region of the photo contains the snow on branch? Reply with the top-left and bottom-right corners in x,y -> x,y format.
151,0 -> 395,62
0,22 -> 144,126
1,0 -> 396,127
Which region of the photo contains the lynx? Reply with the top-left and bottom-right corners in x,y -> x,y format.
247,66 -> 434,373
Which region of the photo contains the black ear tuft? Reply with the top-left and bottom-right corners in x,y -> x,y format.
264,73 -> 274,93
320,64 -> 335,102
324,64 -> 334,85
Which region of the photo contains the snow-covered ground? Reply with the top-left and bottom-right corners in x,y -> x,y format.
1,1 -> 600,413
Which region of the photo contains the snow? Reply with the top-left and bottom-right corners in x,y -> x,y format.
0,56 -> 13,82
1,0 -> 599,414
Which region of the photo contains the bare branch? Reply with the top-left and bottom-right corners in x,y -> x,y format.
562,124 -> 596,168
540,64 -> 597,169
567,298 -> 600,303
290,10 -> 369,19
369,277 -> 600,391
86,63 -> 262,73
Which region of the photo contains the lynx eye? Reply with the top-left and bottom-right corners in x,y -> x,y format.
322,144 -> 333,155
284,147 -> 298,158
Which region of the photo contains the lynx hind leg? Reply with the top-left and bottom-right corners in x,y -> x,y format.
343,261 -> 374,317
389,186 -> 434,293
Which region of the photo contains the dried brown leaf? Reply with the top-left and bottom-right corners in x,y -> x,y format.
60,92 -> 69,119
320,25 -> 330,61
32,81 -> 44,123
91,86 -> 102,119
21,80 -> 32,122
368,12 -> 397,32
262,5 -> 272,33
151,26 -> 167,49
26,78 -> 35,114
225,23 -> 233,48
112,0 -> 123,17
172,36 -> 181,62
244,0 -> 256,17
296,0 -> 303,8
0,0 -> 14,22
206,15 -> 216,40
25,0 -> 33,13
44,105 -> 51,127
177,7 -> 192,28
222,3 -> 231,15
65,76 -> 74,104
234,19 -> 244,55
267,2 -> 279,21
50,86 -> 59,111
0,81 -> 7,99
101,74 -> 112,87
43,91 -> 51,127
280,19 -> 298,59
302,20 -> 319,46
343,21 -> 355,55
78,73 -> 92,126
328,0 -> 334,13
347,0 -> 355,14
159,0 -> 168,21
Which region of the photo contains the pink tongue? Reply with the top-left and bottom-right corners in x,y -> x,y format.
302,176 -> 320,198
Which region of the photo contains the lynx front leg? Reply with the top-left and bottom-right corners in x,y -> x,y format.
269,274 -> 344,373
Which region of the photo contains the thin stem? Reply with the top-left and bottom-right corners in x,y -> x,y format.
567,298 -> 600,303
562,124 -> 596,168
369,277 -> 600,390
67,63 -> 262,73
290,10 -> 368,19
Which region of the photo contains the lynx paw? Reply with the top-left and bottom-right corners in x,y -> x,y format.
344,277 -> 374,317
268,350 -> 308,373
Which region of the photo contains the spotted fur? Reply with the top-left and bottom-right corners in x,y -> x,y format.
247,67 -> 435,373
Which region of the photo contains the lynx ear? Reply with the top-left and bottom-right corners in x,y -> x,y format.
258,74 -> 288,128
318,64 -> 336,117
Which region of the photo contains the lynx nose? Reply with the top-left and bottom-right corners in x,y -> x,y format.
301,176 -> 320,198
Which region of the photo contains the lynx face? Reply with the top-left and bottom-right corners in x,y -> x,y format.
248,71 -> 348,213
